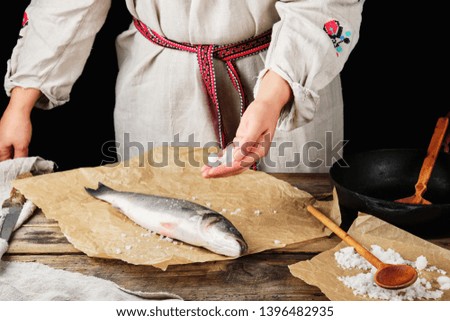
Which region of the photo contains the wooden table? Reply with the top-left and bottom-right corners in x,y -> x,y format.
4,174 -> 450,300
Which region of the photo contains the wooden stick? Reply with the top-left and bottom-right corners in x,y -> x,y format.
414,117 -> 449,197
306,205 -> 385,269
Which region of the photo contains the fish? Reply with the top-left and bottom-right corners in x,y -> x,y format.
84,182 -> 248,257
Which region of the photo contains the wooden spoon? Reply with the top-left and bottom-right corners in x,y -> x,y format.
395,117 -> 449,205
307,205 -> 418,289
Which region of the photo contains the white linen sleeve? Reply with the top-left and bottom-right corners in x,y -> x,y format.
255,0 -> 365,130
4,0 -> 111,109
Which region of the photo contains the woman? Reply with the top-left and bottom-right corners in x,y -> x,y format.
0,0 -> 365,177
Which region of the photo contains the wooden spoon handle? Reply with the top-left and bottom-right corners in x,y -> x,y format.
414,117 -> 449,196
307,205 -> 385,269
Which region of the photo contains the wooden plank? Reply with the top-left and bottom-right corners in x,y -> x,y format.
22,212 -> 58,225
8,224 -> 80,254
270,173 -> 333,196
3,252 -> 327,301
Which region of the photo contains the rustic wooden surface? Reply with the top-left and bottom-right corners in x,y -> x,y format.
3,173 -> 450,301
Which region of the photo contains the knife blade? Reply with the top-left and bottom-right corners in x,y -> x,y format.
0,199 -> 23,242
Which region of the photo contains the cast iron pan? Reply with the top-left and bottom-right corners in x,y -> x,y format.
330,149 -> 450,237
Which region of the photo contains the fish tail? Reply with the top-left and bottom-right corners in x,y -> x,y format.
84,182 -> 114,198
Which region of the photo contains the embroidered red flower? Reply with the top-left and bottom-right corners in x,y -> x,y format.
324,20 -> 340,36
22,12 -> 29,27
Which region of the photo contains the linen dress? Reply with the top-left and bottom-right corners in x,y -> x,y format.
4,0 -> 365,172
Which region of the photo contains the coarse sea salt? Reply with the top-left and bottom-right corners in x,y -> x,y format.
230,208 -> 241,215
335,246 -> 449,300
437,276 -> 450,290
208,147 -> 234,166
415,255 -> 428,271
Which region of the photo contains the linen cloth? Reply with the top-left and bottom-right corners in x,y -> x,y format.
0,260 -> 182,300
0,157 -> 55,258
4,0 -> 365,172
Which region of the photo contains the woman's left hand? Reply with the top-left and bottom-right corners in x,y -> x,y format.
201,70 -> 292,178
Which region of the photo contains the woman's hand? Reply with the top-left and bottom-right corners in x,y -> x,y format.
202,70 -> 292,178
0,87 -> 40,160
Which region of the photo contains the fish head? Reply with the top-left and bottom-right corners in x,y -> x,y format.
200,213 -> 248,257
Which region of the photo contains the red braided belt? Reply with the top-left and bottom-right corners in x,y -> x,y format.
134,19 -> 271,149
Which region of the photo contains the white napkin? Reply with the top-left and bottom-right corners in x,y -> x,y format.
0,157 -> 55,258
0,260 -> 182,300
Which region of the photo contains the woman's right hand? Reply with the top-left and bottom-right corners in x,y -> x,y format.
0,106 -> 32,160
0,87 -> 40,161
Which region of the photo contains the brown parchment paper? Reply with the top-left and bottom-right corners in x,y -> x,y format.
12,147 -> 338,270
289,214 -> 450,300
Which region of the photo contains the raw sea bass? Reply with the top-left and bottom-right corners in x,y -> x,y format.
84,183 -> 248,257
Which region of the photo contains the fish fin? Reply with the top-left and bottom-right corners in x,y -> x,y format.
84,182 -> 114,198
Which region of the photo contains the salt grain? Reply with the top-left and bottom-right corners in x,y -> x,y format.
207,153 -> 220,164
254,210 -> 261,216
230,208 -> 242,215
114,248 -> 122,254
120,233 -> 127,238
335,245 -> 449,300
274,240 -> 282,245
426,266 -> 446,275
161,236 -> 173,243
125,245 -> 132,250
415,255 -> 428,271
437,276 -> 450,290
205,202 -> 212,207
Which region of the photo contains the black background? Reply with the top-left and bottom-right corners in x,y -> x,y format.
0,1 -> 446,170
